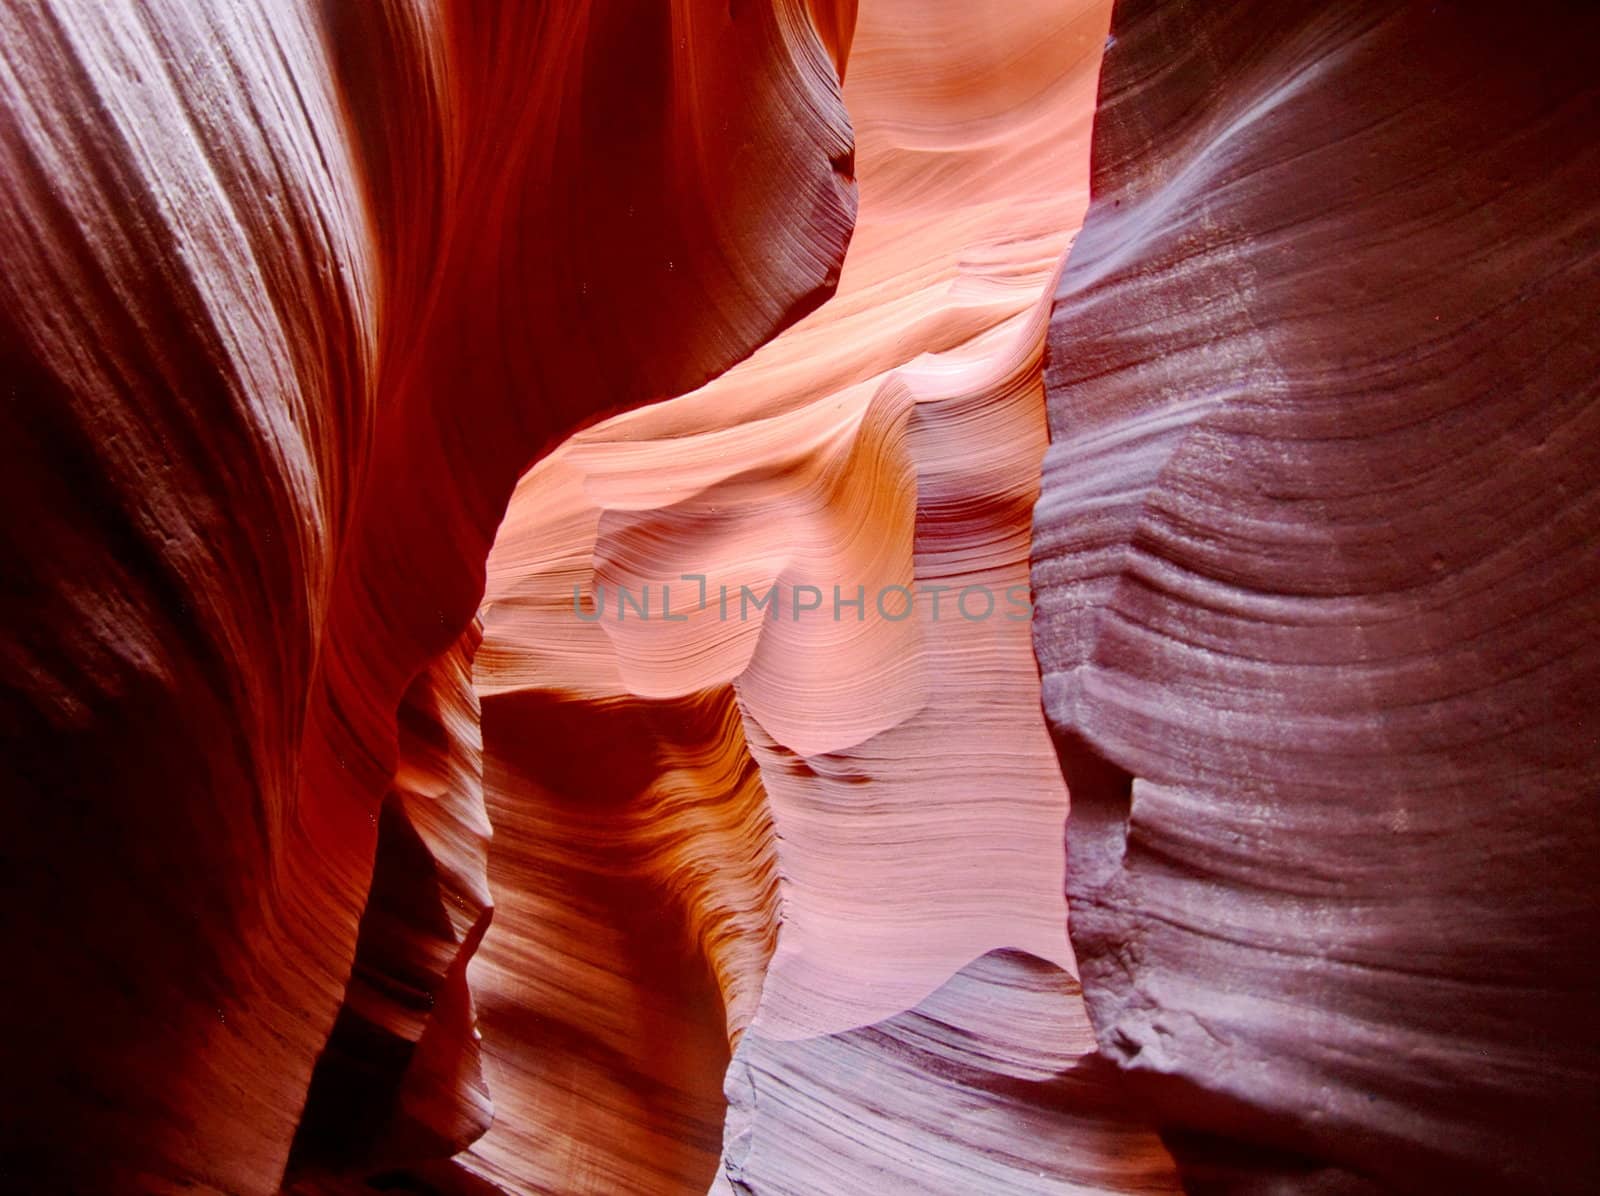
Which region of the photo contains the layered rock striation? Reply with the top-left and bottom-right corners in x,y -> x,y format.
0,2 -> 853,1190
467,0 -> 1183,1191
1032,1 -> 1600,1190
7,0 -> 1595,1190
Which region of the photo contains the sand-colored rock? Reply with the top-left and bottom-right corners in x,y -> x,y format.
469,1 -> 1178,1191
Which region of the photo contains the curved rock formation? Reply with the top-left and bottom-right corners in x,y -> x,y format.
0,2 -> 853,1191
469,1 -> 1180,1191
1032,1 -> 1600,1190
12,0 -> 1589,1188
716,950 -> 1174,1195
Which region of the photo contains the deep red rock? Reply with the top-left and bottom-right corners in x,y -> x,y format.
0,3 -> 854,1191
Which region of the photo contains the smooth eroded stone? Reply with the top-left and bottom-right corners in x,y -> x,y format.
1033,1 -> 1600,1190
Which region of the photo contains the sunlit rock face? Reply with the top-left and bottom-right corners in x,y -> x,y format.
468,0 -> 1178,1191
0,1 -> 852,1191
1032,0 -> 1600,1191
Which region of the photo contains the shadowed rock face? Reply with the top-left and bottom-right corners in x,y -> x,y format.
0,2 -> 853,1191
1032,1 -> 1600,1191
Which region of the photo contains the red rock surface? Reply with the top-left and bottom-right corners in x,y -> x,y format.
0,2 -> 852,1191
1032,1 -> 1600,1190
6,0 -> 1597,1190
465,0 -> 1181,1191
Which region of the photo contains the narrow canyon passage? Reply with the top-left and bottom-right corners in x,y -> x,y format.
462,0 -> 1179,1191
2,1 -> 1596,1193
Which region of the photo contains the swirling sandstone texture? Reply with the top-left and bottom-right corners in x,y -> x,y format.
0,2 -> 853,1191
1032,1 -> 1600,1191
468,1 -> 1179,1192
713,950 -> 1177,1195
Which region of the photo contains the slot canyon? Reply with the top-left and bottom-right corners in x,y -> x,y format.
1,1 -> 1595,1194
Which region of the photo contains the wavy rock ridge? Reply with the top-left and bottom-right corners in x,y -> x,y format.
1033,1 -> 1600,1191
0,2 -> 853,1191
470,0 -> 1179,1191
